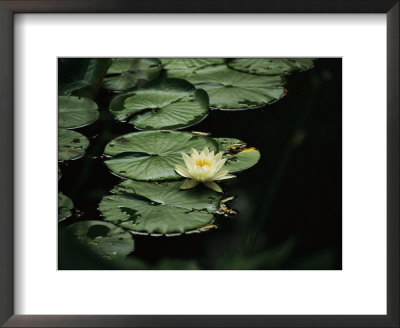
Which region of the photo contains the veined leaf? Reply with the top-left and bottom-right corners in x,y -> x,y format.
58,192 -> 73,222
58,128 -> 89,161
183,64 -> 285,110
58,96 -> 99,129
104,130 -> 218,181
228,58 -> 314,75
162,58 -> 225,79
67,220 -> 134,258
109,78 -> 209,130
214,137 -> 261,172
99,181 -> 220,235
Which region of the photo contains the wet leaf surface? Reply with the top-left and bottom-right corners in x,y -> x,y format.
99,181 -> 219,234
228,58 -> 314,76
182,64 -> 285,110
58,96 -> 99,129
162,58 -> 225,79
58,192 -> 73,222
214,137 -> 261,172
104,130 -> 218,181
109,78 -> 209,130
58,128 -> 90,161
67,220 -> 135,258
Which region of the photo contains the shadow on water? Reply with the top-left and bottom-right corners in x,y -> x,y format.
59,59 -> 342,270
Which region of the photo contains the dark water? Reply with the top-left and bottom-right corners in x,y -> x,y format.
59,59 -> 342,270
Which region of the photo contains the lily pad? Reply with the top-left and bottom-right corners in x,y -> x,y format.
109,78 -> 209,130
162,58 -> 225,79
111,180 -> 220,213
58,96 -> 99,129
103,58 -> 162,92
228,58 -> 314,75
183,64 -> 285,110
67,220 -> 135,258
104,130 -> 218,181
58,58 -> 111,98
58,192 -> 73,222
58,128 -> 90,161
99,181 -> 219,235
214,137 -> 261,172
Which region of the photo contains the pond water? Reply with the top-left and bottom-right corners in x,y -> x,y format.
58,58 -> 342,270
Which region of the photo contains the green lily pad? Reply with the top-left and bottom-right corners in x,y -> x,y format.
162,58 -> 225,79
109,78 -> 209,130
58,192 -> 73,222
103,58 -> 162,92
58,96 -> 99,129
214,137 -> 261,172
111,180 -> 220,213
58,128 -> 90,161
99,181 -> 219,235
228,58 -> 314,75
67,220 -> 135,258
104,130 -> 218,181
183,64 -> 285,110
58,58 -> 111,98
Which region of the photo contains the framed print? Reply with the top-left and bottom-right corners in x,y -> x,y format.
0,1 -> 399,327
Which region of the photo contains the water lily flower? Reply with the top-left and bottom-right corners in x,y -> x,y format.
175,147 -> 236,193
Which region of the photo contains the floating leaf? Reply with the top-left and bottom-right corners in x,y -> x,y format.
58,58 -> 111,98
214,137 -> 261,172
58,128 -> 89,161
58,192 -> 73,222
162,58 -> 225,79
99,181 -> 219,235
183,64 -> 285,110
111,180 -> 220,213
103,58 -> 162,92
109,78 -> 209,130
104,130 -> 218,181
67,220 -> 135,258
228,58 -> 314,75
58,96 -> 99,129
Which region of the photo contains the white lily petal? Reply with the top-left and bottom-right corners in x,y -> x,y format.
175,165 -> 190,178
180,179 -> 199,190
216,174 -> 236,180
203,181 -> 223,193
213,169 -> 229,180
182,153 -> 193,170
214,152 -> 223,162
214,157 -> 227,172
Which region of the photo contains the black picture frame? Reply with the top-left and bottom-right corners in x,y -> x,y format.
0,1 -> 398,327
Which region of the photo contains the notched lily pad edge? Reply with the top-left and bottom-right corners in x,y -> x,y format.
128,217 -> 218,237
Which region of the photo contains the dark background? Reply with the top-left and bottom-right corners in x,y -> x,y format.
59,58 -> 342,270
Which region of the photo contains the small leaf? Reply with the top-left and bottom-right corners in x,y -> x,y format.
58,96 -> 99,129
58,128 -> 89,161
58,192 -> 73,222
214,137 -> 260,172
67,220 -> 135,258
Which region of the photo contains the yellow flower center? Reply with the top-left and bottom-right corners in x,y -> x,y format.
195,159 -> 211,167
